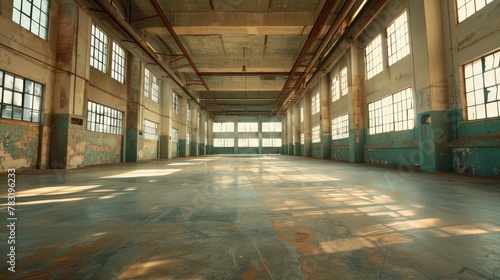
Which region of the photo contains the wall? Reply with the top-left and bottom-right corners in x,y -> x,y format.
0,0 -> 208,172
282,0 -> 500,177
443,0 -> 500,176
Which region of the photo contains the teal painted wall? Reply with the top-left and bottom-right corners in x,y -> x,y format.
312,143 -> 321,158
213,147 -> 235,154
331,138 -> 349,161
207,145 -> 214,154
125,129 -> 139,162
448,109 -> 500,177
262,148 -> 281,154
178,139 -> 187,157
190,141 -> 198,156
239,148 -> 259,154
50,115 -> 69,168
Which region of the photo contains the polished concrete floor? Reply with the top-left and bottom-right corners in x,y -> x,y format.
1,155 -> 500,279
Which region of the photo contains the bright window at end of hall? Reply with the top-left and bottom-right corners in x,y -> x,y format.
111,42 -> 125,84
263,138 -> 282,147
187,103 -> 191,121
214,138 -> 234,147
262,122 -> 282,132
90,23 -> 108,73
238,138 -> 259,147
366,34 -> 383,79
457,0 -> 495,23
464,50 -> 500,120
387,11 -> 410,66
13,0 -> 49,40
238,122 -> 258,132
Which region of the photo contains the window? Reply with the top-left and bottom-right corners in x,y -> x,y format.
341,67 -> 348,96
368,88 -> 414,135
312,125 -> 320,143
12,0 -> 49,40
90,23 -> 108,73
214,138 -> 234,147
300,106 -> 304,122
111,42 -> 125,83
151,76 -> 159,102
87,101 -> 123,135
1,70 -> 43,122
187,103 -> 191,121
198,112 -> 201,129
144,68 -> 150,97
172,128 -> 178,143
366,35 -> 383,79
332,114 -> 349,140
173,94 -> 179,114
457,0 -> 494,23
301,133 -> 305,145
238,138 -> 259,147
238,122 -> 258,132
311,92 -> 320,115
205,121 -> 208,134
332,75 -> 340,102
263,138 -> 282,147
464,51 -> 500,120
262,122 -> 282,132
187,133 -> 190,146
387,11 -> 410,66
213,122 -> 234,132
143,119 -> 158,140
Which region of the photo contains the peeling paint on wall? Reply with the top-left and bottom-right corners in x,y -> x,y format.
0,120 -> 39,172
84,132 -> 122,166
139,140 -> 158,161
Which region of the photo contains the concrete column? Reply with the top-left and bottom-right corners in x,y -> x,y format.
349,42 -> 366,163
258,117 -> 263,154
207,119 -> 214,154
287,109 -> 293,155
50,2 -> 90,169
294,102 -> 301,156
281,117 -> 287,154
190,105 -> 198,156
234,119 -> 239,154
124,59 -> 143,162
320,74 -> 331,159
179,97 -> 188,157
159,77 -> 171,159
304,93 -> 312,157
415,0 -> 452,172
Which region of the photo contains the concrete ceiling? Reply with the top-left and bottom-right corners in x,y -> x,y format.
98,0 -> 360,116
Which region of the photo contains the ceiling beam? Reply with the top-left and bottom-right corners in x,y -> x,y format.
133,12 -> 317,36
198,71 -> 295,77
148,0 -> 224,114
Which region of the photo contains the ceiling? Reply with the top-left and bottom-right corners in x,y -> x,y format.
83,0 -> 373,117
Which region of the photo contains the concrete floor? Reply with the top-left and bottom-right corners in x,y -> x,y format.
1,155 -> 500,280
